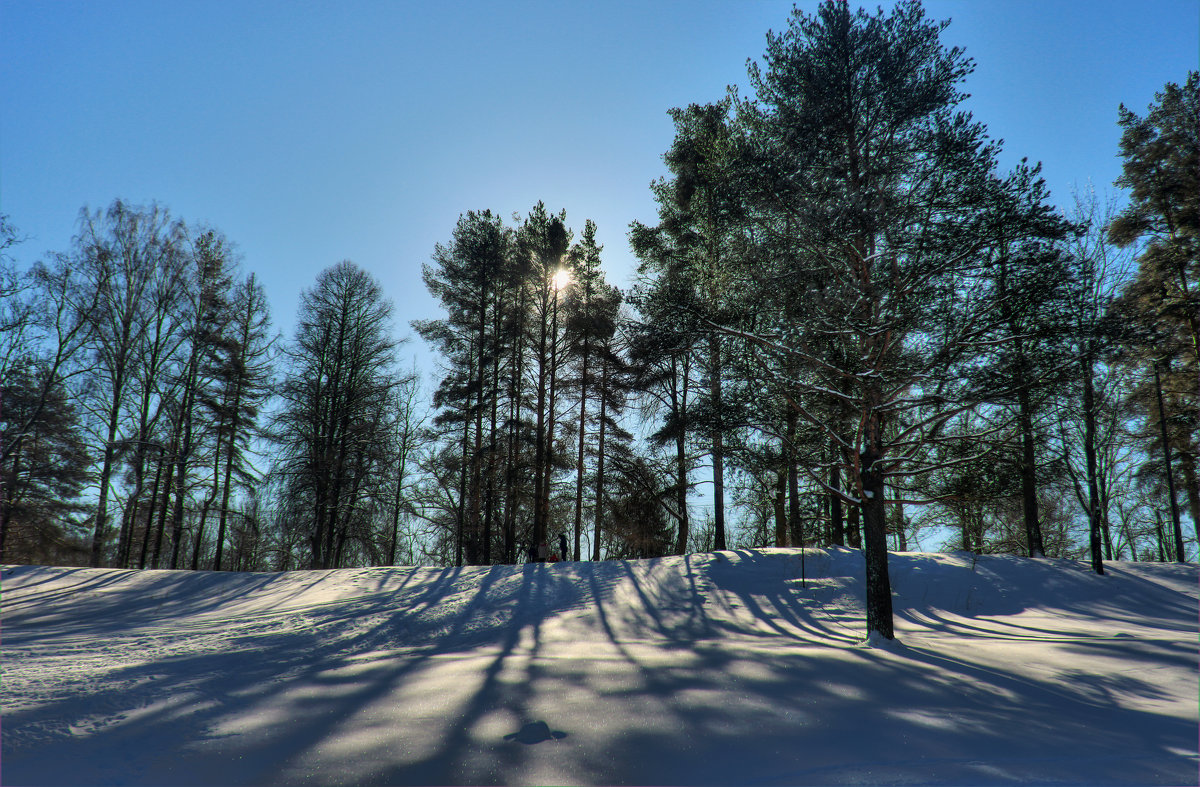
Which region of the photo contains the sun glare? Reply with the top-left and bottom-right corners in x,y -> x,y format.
552,268 -> 572,292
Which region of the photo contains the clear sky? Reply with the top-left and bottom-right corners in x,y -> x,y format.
3,0 -> 1197,379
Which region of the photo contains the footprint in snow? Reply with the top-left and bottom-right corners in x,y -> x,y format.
503,720 -> 568,744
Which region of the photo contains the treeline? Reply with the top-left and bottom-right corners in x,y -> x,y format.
1,204 -> 275,570
1,2 -> 1196,625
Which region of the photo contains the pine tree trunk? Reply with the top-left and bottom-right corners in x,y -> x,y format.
860,444 -> 894,640
787,409 -> 802,549
710,336 -> 727,551
893,494 -> 906,552
591,355 -> 608,562
484,299 -> 502,565
1178,451 -> 1200,552
1016,382 -> 1045,557
170,357 -> 201,570
543,298 -> 561,557
456,412 -> 470,566
502,293 -> 523,564
1153,361 -> 1186,562
774,462 -> 787,548
573,332 -> 589,562
846,502 -> 861,550
829,440 -> 845,546
673,354 -> 690,555
532,289 -> 550,553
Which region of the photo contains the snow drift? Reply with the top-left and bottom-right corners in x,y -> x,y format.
2,549 -> 1196,786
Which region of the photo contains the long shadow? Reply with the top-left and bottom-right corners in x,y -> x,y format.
371,562 -> 549,784
703,549 -> 862,645
2,563 -> 530,785
5,552 -> 1197,786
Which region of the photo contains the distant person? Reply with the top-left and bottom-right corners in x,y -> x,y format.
559,532 -> 569,562
525,541 -> 537,563
537,540 -> 549,563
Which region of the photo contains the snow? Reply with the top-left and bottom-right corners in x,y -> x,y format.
2,549 -> 1197,786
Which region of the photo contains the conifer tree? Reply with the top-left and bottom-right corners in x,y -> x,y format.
1109,72 -> 1199,550
210,274 -> 275,570
630,99 -> 750,553
728,0 -> 1015,638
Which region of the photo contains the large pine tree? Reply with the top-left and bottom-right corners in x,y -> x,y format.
1109,72 -> 1199,552
726,0 -> 1022,638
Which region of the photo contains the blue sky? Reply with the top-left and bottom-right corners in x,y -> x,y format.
3,0 -> 1197,379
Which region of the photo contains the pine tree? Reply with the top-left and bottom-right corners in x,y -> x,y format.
563,220 -> 620,561
1109,72 -> 1200,551
0,364 -> 92,564
728,0 -> 1016,638
415,210 -> 511,564
630,99 -> 751,553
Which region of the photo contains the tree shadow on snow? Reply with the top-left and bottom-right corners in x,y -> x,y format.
3,552 -> 1197,786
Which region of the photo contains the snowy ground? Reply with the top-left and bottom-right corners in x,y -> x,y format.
2,548 -> 1196,786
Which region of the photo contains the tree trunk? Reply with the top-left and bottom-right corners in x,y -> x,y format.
847,501 -> 862,550
543,295 -> 561,557
483,299 -> 502,566
774,462 -> 787,548
1178,450 -> 1200,552
1155,510 -> 1168,561
170,353 -> 202,570
532,288 -> 550,554
1081,352 -> 1104,574
139,448 -> 165,569
829,440 -> 845,547
1016,382 -> 1045,557
1153,361 -> 1186,562
710,335 -> 727,551
456,411 -> 470,566
213,411 -> 242,572
89,400 -> 123,567
387,418 -> 411,566
151,442 -> 176,569
673,354 -> 690,555
591,354 -> 608,561
859,444 -> 894,640
574,332 -> 590,562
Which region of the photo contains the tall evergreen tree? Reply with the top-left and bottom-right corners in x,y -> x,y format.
727,0 -> 1015,638
564,220 -> 620,561
630,99 -> 752,553
1109,72 -> 1199,550
210,273 -> 275,570
415,210 -> 511,564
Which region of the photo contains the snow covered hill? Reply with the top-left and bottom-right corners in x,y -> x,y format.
2,549 -> 1196,786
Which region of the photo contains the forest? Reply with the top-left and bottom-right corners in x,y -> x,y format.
1,2 -> 1196,638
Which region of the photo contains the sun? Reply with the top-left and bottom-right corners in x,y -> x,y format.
552,268 -> 572,292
